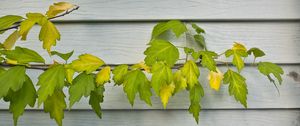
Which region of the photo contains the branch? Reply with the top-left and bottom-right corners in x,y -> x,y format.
0,5 -> 80,32
0,61 -> 259,71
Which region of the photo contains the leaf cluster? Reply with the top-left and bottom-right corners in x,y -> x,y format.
0,2 -> 284,126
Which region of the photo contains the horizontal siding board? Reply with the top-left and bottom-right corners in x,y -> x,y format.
0,109 -> 300,126
0,22 -> 299,64
0,65 -> 299,109
0,0 -> 300,21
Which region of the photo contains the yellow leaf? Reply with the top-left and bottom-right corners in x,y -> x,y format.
232,42 -> 247,51
159,83 -> 175,109
65,68 -> 75,84
69,54 -> 105,74
46,2 -> 75,18
96,66 -> 111,86
3,30 -> 20,50
6,59 -> 18,65
39,20 -> 60,52
131,62 -> 151,73
181,60 -> 200,89
208,68 -> 224,91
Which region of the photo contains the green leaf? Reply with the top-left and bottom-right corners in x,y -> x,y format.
0,15 -> 23,34
112,64 -> 128,85
258,62 -> 284,85
151,20 -> 187,39
51,50 -> 74,62
151,62 -> 173,95
194,35 -> 206,50
44,90 -> 66,126
188,84 -> 204,124
69,72 -> 95,108
199,51 -> 217,71
247,47 -> 265,58
181,60 -> 200,89
3,30 -> 21,50
223,69 -> 248,108
0,66 -> 26,99
6,76 -> 36,126
1,46 -> 45,64
39,20 -> 60,52
19,13 -> 47,40
225,43 -> 248,72
123,70 -> 152,106
144,39 -> 179,66
191,23 -> 205,34
184,47 -> 194,54
68,54 -> 105,74
89,86 -> 105,119
37,65 -> 65,106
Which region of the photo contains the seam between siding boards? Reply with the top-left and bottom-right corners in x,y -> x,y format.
0,108 -> 300,111
50,19 -> 300,24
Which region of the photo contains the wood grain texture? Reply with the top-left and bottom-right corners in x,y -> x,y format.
0,0 -> 300,21
0,65 -> 299,109
0,109 -> 300,126
0,22 -> 299,64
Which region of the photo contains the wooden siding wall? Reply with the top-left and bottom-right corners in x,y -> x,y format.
0,0 -> 300,126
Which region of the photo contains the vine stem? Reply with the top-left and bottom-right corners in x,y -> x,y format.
0,5 -> 80,32
0,61 -> 260,71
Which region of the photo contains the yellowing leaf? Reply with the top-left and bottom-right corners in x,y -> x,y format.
225,42 -> 248,72
3,30 -> 20,50
181,60 -> 200,89
159,83 -> 175,109
6,59 -> 18,65
173,70 -> 187,93
69,54 -> 105,74
46,2 -> 75,18
132,62 -> 151,73
65,68 -> 75,84
151,62 -> 173,95
19,13 -> 47,40
96,66 -> 111,86
208,68 -> 223,91
112,65 -> 128,85
232,42 -> 247,51
39,20 -> 60,52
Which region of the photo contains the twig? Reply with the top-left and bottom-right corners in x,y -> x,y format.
0,5 -> 80,32
0,60 -> 261,71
